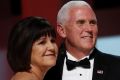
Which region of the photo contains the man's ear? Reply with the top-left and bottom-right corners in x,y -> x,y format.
57,24 -> 66,38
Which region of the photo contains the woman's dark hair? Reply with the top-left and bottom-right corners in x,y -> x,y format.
7,16 -> 56,73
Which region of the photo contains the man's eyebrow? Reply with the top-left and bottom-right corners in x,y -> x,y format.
76,19 -> 85,24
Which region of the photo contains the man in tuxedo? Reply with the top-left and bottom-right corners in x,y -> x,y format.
44,1 -> 120,80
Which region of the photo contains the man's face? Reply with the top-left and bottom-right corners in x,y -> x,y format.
57,6 -> 98,53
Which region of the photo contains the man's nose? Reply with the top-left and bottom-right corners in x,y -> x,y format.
84,23 -> 93,31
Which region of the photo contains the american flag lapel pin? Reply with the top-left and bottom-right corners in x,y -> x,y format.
97,70 -> 103,74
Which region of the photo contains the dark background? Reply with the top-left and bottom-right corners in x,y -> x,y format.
0,0 -> 120,80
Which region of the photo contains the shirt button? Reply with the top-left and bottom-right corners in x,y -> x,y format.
80,74 -> 82,76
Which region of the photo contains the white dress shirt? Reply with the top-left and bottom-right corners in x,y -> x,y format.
62,51 -> 94,80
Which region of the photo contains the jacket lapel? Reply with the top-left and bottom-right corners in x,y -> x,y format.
55,43 -> 66,80
92,49 -> 108,80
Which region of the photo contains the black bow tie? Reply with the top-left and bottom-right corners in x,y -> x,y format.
66,58 -> 90,71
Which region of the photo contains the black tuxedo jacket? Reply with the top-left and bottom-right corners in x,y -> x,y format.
44,44 -> 120,80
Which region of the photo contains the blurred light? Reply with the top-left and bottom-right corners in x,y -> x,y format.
96,35 -> 120,56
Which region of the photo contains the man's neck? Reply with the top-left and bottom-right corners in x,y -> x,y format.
66,47 -> 93,60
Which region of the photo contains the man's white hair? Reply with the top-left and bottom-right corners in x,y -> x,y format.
57,0 -> 92,25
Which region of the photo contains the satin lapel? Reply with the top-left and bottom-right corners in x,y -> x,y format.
56,53 -> 66,80
56,43 -> 66,80
92,49 -> 108,80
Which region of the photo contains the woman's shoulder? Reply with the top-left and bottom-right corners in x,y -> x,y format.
11,72 -> 38,80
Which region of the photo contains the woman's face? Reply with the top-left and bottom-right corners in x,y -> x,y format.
31,35 -> 58,69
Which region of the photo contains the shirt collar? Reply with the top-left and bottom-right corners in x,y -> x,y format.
66,49 -> 94,61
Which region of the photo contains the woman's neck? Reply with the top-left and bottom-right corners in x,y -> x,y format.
30,65 -> 49,80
